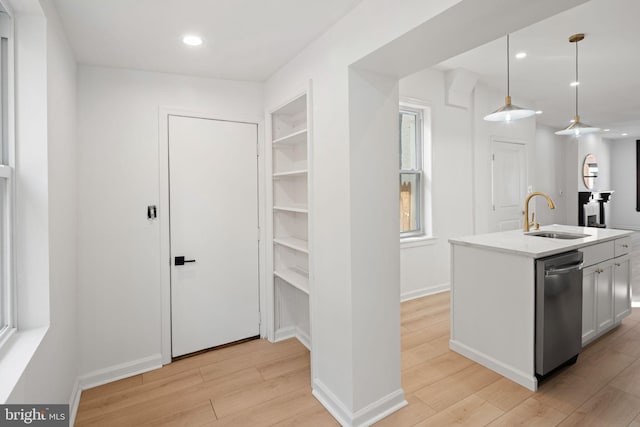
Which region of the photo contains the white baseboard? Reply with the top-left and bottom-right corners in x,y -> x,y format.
312,379 -> 352,426
68,378 -> 82,427
79,354 -> 162,391
312,379 -> 406,426
296,327 -> 311,351
274,326 -> 311,351
450,340 -> 537,391
274,326 -> 296,342
401,283 -> 450,302
351,388 -> 407,426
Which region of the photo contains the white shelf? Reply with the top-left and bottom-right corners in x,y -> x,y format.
273,93 -> 307,116
273,169 -> 308,178
270,91 -> 310,349
273,205 -> 308,214
274,237 -> 309,254
272,129 -> 307,146
274,268 -> 309,295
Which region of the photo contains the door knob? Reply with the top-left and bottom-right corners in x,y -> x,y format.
175,256 -> 196,266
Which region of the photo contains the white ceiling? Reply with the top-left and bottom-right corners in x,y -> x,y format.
53,0 -> 363,81
52,0 -> 640,139
436,0 -> 640,139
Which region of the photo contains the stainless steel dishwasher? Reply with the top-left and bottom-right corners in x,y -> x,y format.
535,250 -> 584,378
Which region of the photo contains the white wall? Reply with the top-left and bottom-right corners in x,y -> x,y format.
8,0 -> 79,407
348,67 -> 403,414
578,133 -> 611,192
563,137 -> 580,225
610,138 -> 639,229
76,65 -> 263,379
535,125 -> 568,225
398,68 -> 474,298
13,10 -> 49,332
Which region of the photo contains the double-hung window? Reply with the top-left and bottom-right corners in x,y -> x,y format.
0,10 -> 13,342
399,103 -> 431,239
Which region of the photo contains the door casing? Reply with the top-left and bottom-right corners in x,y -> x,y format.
158,107 -> 266,365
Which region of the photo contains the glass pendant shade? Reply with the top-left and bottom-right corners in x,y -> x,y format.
484,35 -> 535,122
555,115 -> 600,136
556,34 -> 600,136
484,96 -> 535,122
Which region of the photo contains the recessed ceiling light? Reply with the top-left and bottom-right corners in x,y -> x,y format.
182,35 -> 203,46
515,52 -> 527,59
603,129 -> 610,132
535,110 -> 543,115
570,81 -> 580,87
570,119 -> 576,123
622,133 -> 629,136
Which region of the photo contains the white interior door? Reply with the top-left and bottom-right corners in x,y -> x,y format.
491,140 -> 527,232
169,115 -> 259,357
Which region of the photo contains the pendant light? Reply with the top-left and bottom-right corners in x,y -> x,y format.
484,34 -> 535,122
555,33 -> 600,136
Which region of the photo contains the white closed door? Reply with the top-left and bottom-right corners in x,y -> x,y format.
169,115 -> 259,357
491,140 -> 527,231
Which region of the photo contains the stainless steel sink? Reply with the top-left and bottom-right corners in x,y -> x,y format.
526,231 -> 591,240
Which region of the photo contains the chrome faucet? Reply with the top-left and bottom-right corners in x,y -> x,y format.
524,192 -> 556,232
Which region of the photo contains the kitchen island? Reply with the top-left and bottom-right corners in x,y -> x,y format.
449,224 -> 633,391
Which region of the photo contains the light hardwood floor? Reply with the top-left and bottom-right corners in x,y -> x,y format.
75,291 -> 640,426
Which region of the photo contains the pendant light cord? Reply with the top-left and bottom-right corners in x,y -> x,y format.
506,34 -> 510,97
575,39 -> 579,118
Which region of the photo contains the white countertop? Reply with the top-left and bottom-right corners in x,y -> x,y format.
449,224 -> 633,258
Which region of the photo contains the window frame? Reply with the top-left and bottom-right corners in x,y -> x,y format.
399,100 -> 432,241
0,9 -> 15,346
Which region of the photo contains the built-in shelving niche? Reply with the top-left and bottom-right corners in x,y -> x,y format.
269,91 -> 311,350
274,278 -> 310,349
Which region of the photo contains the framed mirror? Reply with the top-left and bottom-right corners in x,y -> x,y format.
583,153 -> 598,189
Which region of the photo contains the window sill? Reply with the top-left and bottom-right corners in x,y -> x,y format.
401,235 -> 437,249
0,326 -> 48,403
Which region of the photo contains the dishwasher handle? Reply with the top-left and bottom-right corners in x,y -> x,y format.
545,262 -> 583,277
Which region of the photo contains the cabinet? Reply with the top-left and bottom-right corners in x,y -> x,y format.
267,91 -> 312,350
580,238 -> 631,346
614,254 -> 632,322
595,261 -> 614,332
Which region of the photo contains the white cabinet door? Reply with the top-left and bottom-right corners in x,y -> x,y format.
614,255 -> 632,323
582,265 -> 598,344
596,260 -> 615,333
